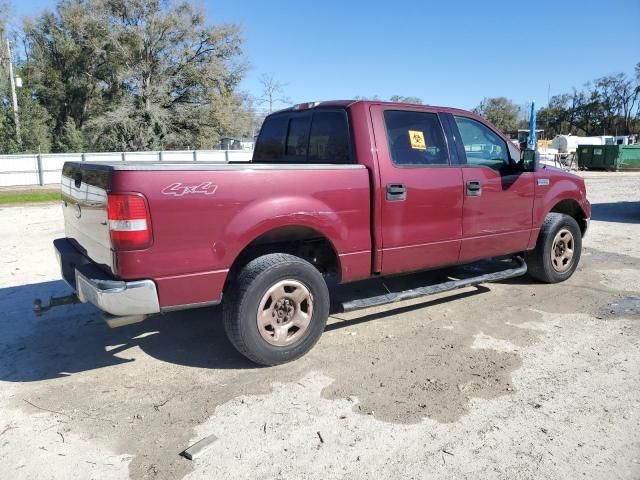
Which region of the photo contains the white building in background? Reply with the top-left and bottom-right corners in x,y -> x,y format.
219,137 -> 255,151
615,135 -> 639,145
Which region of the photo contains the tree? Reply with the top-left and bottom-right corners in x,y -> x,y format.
473,97 -> 519,132
537,69 -> 640,137
257,73 -> 290,113
199,91 -> 256,147
353,95 -> 422,104
389,95 -> 423,104
99,0 -> 246,150
615,70 -> 640,133
1,2 -> 54,155
0,86 -> 53,153
22,0 -> 250,151
56,118 -> 85,152
23,2 -> 118,143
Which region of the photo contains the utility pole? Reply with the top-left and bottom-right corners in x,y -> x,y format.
6,37 -> 21,146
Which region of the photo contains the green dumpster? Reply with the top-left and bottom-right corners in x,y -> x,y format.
618,145 -> 640,170
577,145 -> 640,170
577,146 -> 593,168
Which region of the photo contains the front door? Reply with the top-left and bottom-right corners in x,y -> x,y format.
370,106 -> 464,275
451,115 -> 534,262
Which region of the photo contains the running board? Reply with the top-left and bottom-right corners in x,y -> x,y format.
340,257 -> 527,313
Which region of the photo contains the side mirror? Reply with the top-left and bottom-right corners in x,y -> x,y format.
520,149 -> 538,172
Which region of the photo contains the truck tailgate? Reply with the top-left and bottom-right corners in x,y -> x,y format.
60,163 -> 114,273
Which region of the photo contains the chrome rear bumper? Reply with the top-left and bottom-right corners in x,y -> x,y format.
54,238 -> 160,318
75,270 -> 160,316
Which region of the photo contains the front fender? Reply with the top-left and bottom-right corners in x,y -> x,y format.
533,171 -> 590,229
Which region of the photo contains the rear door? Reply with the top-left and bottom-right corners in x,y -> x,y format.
448,114 -> 534,262
370,105 -> 464,275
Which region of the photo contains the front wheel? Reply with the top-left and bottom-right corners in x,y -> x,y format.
526,213 -> 582,283
223,253 -> 330,366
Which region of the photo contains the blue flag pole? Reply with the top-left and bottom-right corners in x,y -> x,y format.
528,101 -> 536,150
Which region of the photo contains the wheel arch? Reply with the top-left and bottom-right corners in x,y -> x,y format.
548,199 -> 588,236
224,225 -> 342,291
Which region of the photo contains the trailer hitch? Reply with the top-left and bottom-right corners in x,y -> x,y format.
33,294 -> 81,316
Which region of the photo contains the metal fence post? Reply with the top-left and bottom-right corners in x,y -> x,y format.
193,150 -> 198,161
158,150 -> 163,162
121,152 -> 126,162
81,153 -> 86,162
36,154 -> 44,186
225,150 -> 230,163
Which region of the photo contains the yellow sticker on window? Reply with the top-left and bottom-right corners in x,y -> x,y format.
408,130 -> 426,150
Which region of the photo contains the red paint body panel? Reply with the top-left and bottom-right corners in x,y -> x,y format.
111,167 -> 372,307
532,165 -> 591,227
347,102 -> 384,273
61,100 -> 591,311
155,269 -> 228,308
459,168 -> 534,262
369,107 -> 463,274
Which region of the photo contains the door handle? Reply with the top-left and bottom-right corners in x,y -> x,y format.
466,180 -> 482,196
386,183 -> 406,201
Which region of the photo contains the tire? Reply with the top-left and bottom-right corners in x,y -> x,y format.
223,253 -> 330,366
526,213 -> 582,283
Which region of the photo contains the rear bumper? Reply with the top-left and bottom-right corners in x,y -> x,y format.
54,238 -> 160,317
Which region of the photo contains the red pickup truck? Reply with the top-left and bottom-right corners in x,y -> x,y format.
41,100 -> 590,365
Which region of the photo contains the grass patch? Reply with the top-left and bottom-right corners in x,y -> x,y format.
0,190 -> 60,205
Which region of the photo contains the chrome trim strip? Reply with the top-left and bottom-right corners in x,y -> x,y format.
160,297 -> 223,313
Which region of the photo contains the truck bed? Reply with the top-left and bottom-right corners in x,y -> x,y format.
60,161 -> 373,310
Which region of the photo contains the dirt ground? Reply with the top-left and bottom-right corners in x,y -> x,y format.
0,171 -> 638,480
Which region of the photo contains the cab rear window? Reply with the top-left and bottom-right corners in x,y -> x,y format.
253,110 -> 352,164
253,115 -> 288,161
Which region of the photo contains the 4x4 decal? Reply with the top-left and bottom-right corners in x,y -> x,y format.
161,182 -> 218,196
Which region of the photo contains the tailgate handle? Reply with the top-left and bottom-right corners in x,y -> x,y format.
466,180 -> 482,196
386,183 -> 406,201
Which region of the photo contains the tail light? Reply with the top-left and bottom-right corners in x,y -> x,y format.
107,193 -> 152,250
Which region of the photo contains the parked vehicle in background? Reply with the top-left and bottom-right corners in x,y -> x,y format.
39,100 -> 591,365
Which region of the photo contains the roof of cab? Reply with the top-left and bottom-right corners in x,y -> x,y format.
272,100 -> 475,117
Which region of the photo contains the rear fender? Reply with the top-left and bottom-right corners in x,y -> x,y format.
223,195 -> 346,271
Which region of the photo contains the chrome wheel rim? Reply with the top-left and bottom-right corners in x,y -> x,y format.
256,279 -> 314,346
551,228 -> 575,272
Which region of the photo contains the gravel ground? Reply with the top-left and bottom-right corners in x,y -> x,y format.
0,171 -> 638,480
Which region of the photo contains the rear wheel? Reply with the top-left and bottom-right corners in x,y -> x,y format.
526,213 -> 582,283
223,253 -> 330,366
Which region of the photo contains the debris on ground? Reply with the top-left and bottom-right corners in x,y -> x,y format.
182,434 -> 218,461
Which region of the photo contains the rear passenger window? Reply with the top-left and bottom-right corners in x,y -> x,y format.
383,110 -> 449,166
308,111 -> 351,164
253,109 -> 352,164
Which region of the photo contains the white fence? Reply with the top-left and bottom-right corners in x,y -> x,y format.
0,150 -> 253,187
